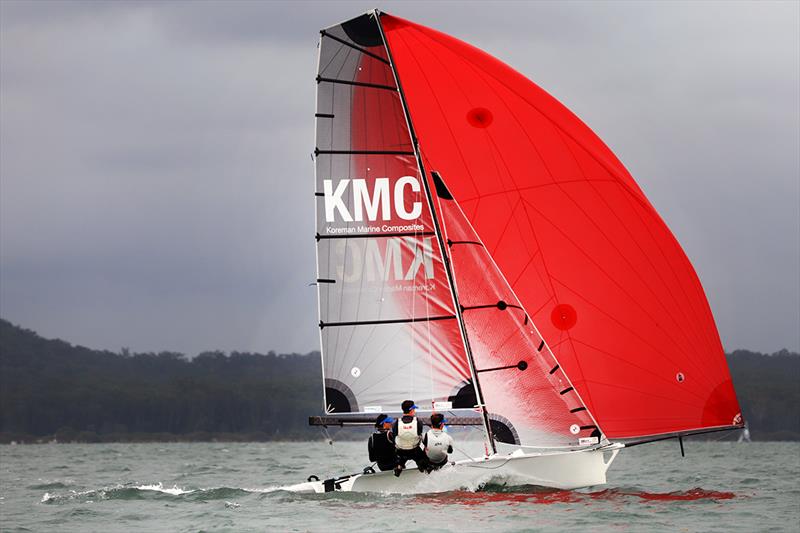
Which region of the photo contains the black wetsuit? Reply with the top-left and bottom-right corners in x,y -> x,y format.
392,415 -> 429,471
367,430 -> 397,471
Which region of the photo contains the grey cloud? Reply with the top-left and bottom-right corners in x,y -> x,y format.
1,1 -> 797,355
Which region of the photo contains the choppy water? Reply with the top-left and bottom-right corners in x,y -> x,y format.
0,440 -> 797,532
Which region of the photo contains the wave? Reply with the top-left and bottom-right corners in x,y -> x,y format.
40,481 -> 735,505
414,486 -> 736,505
41,483 -> 281,504
608,488 -> 737,501
28,482 -> 71,490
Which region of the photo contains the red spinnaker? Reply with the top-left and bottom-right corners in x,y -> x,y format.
381,14 -> 741,439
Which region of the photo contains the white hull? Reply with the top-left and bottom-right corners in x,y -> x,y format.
282,444 -> 622,495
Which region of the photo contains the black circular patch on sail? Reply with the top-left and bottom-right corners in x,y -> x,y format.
448,381 -> 477,409
324,388 -> 352,413
491,421 -> 516,444
489,414 -> 521,445
341,14 -> 383,47
324,378 -> 358,413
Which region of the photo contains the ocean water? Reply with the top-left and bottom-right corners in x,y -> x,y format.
0,439 -> 797,532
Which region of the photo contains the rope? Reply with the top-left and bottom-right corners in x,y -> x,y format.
320,426 -> 350,475
453,445 -> 479,463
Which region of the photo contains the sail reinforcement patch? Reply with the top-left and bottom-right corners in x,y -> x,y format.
341,13 -> 383,47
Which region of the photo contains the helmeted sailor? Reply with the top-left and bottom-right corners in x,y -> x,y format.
423,413 -> 454,470
391,400 -> 429,476
367,414 -> 397,471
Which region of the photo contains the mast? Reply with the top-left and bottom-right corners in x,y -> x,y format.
373,10 -> 497,454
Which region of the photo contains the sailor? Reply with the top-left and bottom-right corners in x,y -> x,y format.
422,413 -> 454,470
367,414 -> 397,471
392,400 -> 428,476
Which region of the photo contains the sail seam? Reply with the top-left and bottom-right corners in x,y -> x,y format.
550,177 -> 706,371
588,178 -> 714,359
547,271 -> 718,393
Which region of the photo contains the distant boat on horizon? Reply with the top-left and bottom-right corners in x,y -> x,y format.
738,423 -> 752,443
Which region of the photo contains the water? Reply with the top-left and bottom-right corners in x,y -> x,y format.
0,440 -> 797,532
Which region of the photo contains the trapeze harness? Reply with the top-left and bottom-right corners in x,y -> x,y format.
423,428 -> 454,465
395,417 -> 421,450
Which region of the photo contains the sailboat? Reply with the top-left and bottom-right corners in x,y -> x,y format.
287,10 -> 744,494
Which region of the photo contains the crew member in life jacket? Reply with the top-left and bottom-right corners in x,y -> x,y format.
367,414 -> 397,471
391,400 -> 429,477
422,413 -> 454,471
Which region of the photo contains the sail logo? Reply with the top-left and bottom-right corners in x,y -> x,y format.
334,237 -> 435,282
323,177 -> 422,222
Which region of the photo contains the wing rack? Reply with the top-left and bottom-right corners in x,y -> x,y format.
309,415 -> 485,427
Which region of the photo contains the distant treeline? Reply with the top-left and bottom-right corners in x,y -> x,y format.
0,318 -> 798,443
0,319 -> 322,443
726,348 -> 799,440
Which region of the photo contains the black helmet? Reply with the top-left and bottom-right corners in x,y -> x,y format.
430,413 -> 445,428
401,400 -> 417,413
374,414 -> 388,428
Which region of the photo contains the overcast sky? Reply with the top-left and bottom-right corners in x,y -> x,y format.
1,0 -> 797,356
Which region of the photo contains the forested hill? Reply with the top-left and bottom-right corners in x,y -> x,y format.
0,318 -> 798,442
725,348 -> 799,440
0,319 -> 322,442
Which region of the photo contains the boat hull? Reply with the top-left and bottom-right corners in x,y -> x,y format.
283,445 -> 621,494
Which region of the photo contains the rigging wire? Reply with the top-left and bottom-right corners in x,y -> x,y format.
452,445 -> 480,463
320,426 -> 350,475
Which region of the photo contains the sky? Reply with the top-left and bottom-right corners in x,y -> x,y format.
1,0 -> 798,356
